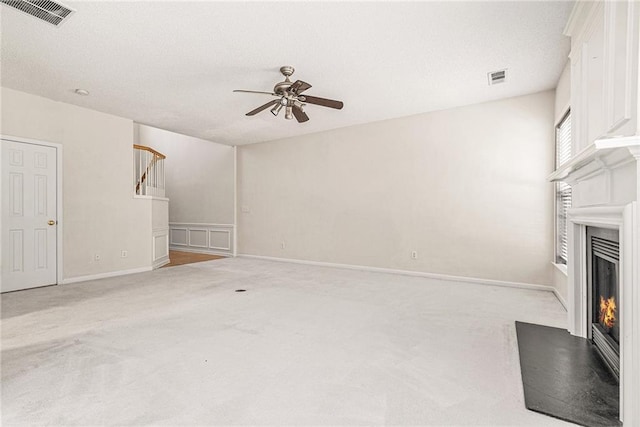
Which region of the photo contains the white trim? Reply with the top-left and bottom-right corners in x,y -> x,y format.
549,136 -> 640,183
233,146 -> 238,257
595,135 -> 640,149
552,262 -> 568,276
564,0 -> 593,38
170,222 -> 235,227
153,259 -> 170,269
550,262 -> 569,311
238,254 -> 555,293
1,134 -> 64,286
61,266 -> 152,285
569,205 -> 626,229
604,1 -> 634,133
133,195 -> 169,201
626,202 -> 639,425
553,288 -> 568,311
567,206 -> 625,338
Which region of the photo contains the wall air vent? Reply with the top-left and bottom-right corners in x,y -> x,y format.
488,69 -> 507,86
1,0 -> 75,26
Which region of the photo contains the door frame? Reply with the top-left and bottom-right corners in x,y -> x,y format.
1,134 -> 64,286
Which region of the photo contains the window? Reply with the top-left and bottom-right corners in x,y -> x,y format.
555,110 -> 572,265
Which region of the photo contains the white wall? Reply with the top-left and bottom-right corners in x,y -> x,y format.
135,124 -> 234,225
1,87 -> 151,280
555,61 -> 571,124
238,91 -> 556,286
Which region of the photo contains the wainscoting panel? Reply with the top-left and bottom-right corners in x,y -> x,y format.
209,230 -> 231,251
169,223 -> 234,257
153,227 -> 170,269
188,229 -> 208,248
170,228 -> 188,246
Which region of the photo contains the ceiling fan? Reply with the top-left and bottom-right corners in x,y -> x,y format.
233,66 -> 344,123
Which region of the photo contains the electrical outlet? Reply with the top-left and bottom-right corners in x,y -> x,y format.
281,241 -> 286,249
94,254 -> 101,261
121,250 -> 128,258
411,251 -> 418,260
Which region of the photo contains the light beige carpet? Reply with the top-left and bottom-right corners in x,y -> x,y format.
1,257 -> 571,426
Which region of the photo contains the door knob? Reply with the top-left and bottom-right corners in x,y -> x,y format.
48,220 -> 56,226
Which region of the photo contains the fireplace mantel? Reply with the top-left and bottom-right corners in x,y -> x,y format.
549,136 -> 640,185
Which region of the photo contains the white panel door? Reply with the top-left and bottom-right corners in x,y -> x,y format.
1,140 -> 57,292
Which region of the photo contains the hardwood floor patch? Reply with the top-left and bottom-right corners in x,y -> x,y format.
163,250 -> 224,267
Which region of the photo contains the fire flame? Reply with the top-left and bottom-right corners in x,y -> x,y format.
599,296 -> 617,329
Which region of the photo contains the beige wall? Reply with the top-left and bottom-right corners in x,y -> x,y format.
555,61 -> 571,124
136,124 -> 235,225
238,91 -> 556,286
1,87 -> 151,280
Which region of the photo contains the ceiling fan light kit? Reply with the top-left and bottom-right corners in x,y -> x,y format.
270,103 -> 283,116
234,66 -> 343,123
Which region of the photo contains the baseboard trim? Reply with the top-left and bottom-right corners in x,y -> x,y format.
169,246 -> 231,258
238,254 -> 555,293
61,266 -> 153,285
153,258 -> 170,270
553,289 -> 569,311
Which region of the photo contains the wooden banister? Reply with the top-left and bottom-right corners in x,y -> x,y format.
134,144 -> 166,159
134,144 -> 166,195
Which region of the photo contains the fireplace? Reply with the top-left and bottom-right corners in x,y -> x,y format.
554,137 -> 640,423
587,227 -> 620,379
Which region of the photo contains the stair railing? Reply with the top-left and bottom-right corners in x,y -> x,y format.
133,144 -> 166,197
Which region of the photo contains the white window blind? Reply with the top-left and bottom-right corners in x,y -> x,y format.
555,111 -> 571,265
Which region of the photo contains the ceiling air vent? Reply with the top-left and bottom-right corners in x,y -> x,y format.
1,0 -> 75,26
488,69 -> 507,86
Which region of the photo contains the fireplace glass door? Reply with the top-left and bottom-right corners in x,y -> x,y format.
587,227 -> 620,379
592,253 -> 619,343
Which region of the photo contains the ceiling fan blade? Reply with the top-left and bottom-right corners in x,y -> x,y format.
299,95 -> 344,110
287,80 -> 312,95
292,105 -> 310,123
234,89 -> 277,96
246,99 -> 279,116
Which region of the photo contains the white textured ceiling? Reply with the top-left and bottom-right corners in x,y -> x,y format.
1,1 -> 574,146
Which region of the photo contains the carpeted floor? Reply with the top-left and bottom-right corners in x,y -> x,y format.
1,257 -> 572,426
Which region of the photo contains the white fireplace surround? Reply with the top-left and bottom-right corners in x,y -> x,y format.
554,137 -> 640,423
568,204 -> 636,421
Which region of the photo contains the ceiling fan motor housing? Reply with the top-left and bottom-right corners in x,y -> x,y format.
273,80 -> 292,95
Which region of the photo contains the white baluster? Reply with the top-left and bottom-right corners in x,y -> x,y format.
144,150 -> 148,195
139,149 -> 143,195
153,155 -> 157,195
